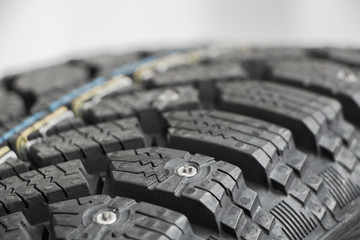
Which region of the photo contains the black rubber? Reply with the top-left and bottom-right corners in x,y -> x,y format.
48,195 -> 198,240
1,47 -> 360,239
29,118 -> 145,173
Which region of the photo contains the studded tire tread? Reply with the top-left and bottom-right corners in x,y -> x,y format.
1,48 -> 360,239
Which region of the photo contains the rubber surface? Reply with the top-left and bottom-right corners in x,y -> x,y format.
1,47 -> 360,239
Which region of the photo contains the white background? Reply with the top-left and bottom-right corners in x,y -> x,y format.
1,0 -> 360,76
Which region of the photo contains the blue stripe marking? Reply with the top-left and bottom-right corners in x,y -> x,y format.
48,76 -> 106,111
112,53 -> 164,77
0,48 -> 187,145
0,110 -> 47,143
111,50 -> 180,77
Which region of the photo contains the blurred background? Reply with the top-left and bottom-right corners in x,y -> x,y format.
1,0 -> 360,76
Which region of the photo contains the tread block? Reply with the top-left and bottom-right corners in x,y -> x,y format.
145,61 -> 247,88
0,156 -> 29,180
29,118 -> 145,173
9,63 -> 89,112
28,117 -> 86,140
163,109 -> 295,185
49,195 -> 198,240
270,165 -> 295,194
145,61 -> 247,103
0,160 -> 98,224
0,211 -> 43,240
109,147 -> 272,239
162,110 -> 360,235
267,59 -> 360,127
82,86 -> 200,132
12,63 -> 89,94
217,81 -> 359,170
216,47 -> 308,79
0,89 -> 26,126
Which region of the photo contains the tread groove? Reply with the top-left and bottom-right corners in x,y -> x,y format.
319,167 -> 360,208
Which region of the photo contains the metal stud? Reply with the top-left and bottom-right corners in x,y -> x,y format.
95,211 -> 117,225
337,69 -> 357,82
177,164 -> 197,177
